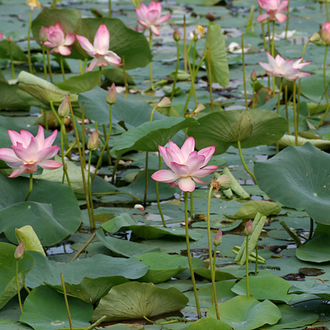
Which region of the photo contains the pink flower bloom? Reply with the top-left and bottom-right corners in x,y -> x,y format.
258,52 -> 311,81
43,23 -> 75,56
0,33 -> 3,40
0,126 -> 62,178
135,1 -> 172,36
257,0 -> 289,23
151,137 -> 218,193
321,22 -> 330,45
76,24 -> 121,72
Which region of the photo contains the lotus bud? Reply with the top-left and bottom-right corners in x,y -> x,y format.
15,226 -> 45,255
321,22 -> 330,45
194,103 -> 205,113
213,229 -> 223,246
106,83 -> 117,105
158,97 -> 171,108
134,204 -> 145,211
14,242 -> 25,260
310,32 -> 320,42
237,111 -> 253,141
58,95 -> 70,118
0,33 -> 3,40
173,28 -> 181,42
7,36 -> 12,42
39,26 -> 48,43
87,130 -> 99,151
250,70 -> 257,82
244,220 -> 253,236
216,174 -> 232,190
206,12 -> 215,21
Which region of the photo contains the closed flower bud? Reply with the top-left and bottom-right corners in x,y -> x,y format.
310,32 -> 320,42
58,95 -> 70,118
173,28 -> 181,42
321,22 -> 330,45
14,242 -> 25,260
194,103 -> 205,113
213,229 -> 222,246
216,174 -> 231,189
106,83 -> 117,105
87,130 -> 99,151
157,97 -> 171,108
39,26 -> 48,43
134,204 -> 145,211
251,70 -> 257,82
244,220 -> 253,236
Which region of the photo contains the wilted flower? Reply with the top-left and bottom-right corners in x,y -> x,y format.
44,23 -> 75,56
321,22 -> 330,45
190,25 -> 205,40
157,97 -> 171,108
206,12 -> 215,21
216,174 -> 231,190
244,220 -> 253,236
258,52 -> 311,81
106,83 -> 117,105
26,0 -> 41,11
135,1 -> 172,36
87,130 -> 99,151
213,229 -> 223,246
151,137 -> 218,192
257,0 -> 289,23
14,242 -> 25,260
0,126 -> 62,178
76,24 -> 122,71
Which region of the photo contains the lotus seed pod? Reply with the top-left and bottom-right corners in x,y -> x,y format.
216,174 -> 232,190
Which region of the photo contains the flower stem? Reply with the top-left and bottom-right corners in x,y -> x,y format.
258,4 -> 268,52
267,19 -> 271,57
187,51 -> 198,108
60,273 -> 73,330
213,245 -> 217,281
51,0 -> 56,9
316,45 -> 329,129
27,9 -> 33,74
156,153 -> 166,228
60,56 -> 66,81
206,47 -> 214,112
276,78 -> 283,154
144,151 -> 149,207
285,84 -> 290,134
87,151 -> 95,229
71,232 -> 96,262
326,0 -> 330,22
184,192 -> 201,319
252,82 -> 255,110
92,104 -> 112,184
111,156 -> 121,185
8,38 -> 15,79
148,29 -> 155,91
123,56 -> 129,99
284,1 -> 290,40
254,244 -> 259,276
46,48 -> 54,84
241,34 -> 248,111
41,44 -> 47,81
237,140 -> 257,183
272,21 -> 276,97
207,186 -> 220,320
170,40 -> 180,101
98,67 -> 102,87
190,191 -> 193,219
293,81 -> 298,146
183,15 -> 187,72
246,235 -> 250,297
16,260 -> 23,314
60,123 -> 72,187
108,0 -> 112,18
24,174 -> 33,202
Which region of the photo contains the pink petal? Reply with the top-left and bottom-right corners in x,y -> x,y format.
35,126 -> 45,149
258,61 -> 274,73
267,52 -> 279,69
170,162 -> 190,177
8,167 -> 25,178
185,154 -> 205,174
146,9 -> 160,25
150,25 -> 160,36
44,129 -> 58,148
197,146 -> 215,167
278,0 -> 289,11
159,145 -> 172,168
76,35 -> 94,55
105,51 -> 122,66
166,148 -> 182,168
158,14 -> 172,24
181,137 -> 195,160
137,19 -> 150,29
11,145 -> 31,162
39,160 -> 63,169
168,140 -> 184,163
136,3 -> 148,21
58,46 -> 71,56
0,148 -> 20,163
151,169 -> 178,183
86,58 -> 99,71
64,33 -> 75,46
36,146 -> 60,162
193,177 -> 207,184
193,165 -> 218,178
94,24 -> 110,55
256,13 -> 269,22
275,13 -> 287,23
8,130 -> 24,145
27,137 -> 40,158
178,177 -> 195,192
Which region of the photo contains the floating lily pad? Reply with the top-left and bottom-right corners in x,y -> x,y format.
255,143 -> 330,225
296,234 -> 330,263
194,268 -> 236,281
289,282 -> 330,300
92,282 -> 188,322
20,286 -> 93,330
207,296 -> 281,330
186,318 -> 231,330
0,243 -> 34,309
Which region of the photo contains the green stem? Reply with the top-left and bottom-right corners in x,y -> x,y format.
285,84 -> 290,134
143,316 -> 184,325
51,0 -> 56,9
207,186 -> 220,320
98,67 -> 102,87
46,48 -> 54,84
252,82 -> 255,110
103,124 -> 111,165
237,140 -> 257,183
108,0 -> 112,17
148,29 -> 155,91
63,141 -> 77,158
60,123 -> 72,187
309,218 -> 314,240
326,0 -> 329,22
16,260 -> 23,314
111,156 -> 121,185
71,232 -> 96,262
87,151 -> 95,229
84,315 -> 108,330
316,45 -> 329,129
82,58 -> 87,74
8,38 -> 15,79
170,41 -> 180,101
156,153 -> 166,227
184,192 -> 201,318
27,9 -> 33,74
92,191 -> 141,201
246,235 -> 250,297
276,78 -> 283,154
69,98 -> 93,228
92,104 -> 112,184
284,1 -> 290,40
272,21 -> 276,97
259,5 -> 268,51
60,273 -> 73,330
190,191 -> 193,219
293,81 -> 298,146
213,245 -> 217,280
123,56 -> 129,99
24,174 -> 33,201
60,56 -> 66,81
183,15 -> 187,72
41,44 -> 47,81
280,221 -> 301,246
267,19 -> 271,56
206,47 -> 214,112
150,105 -> 158,121
241,34 -> 248,110
187,52 -> 198,107
254,244 -> 258,276
144,151 -> 149,207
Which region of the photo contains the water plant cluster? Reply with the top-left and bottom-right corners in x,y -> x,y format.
0,0 -> 330,329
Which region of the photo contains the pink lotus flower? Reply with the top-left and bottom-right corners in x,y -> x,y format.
151,137 -> 218,192
135,1 -> 172,36
321,22 -> 330,45
258,52 -> 311,81
76,24 -> 121,72
43,23 -> 75,56
0,126 -> 62,178
257,0 -> 289,23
